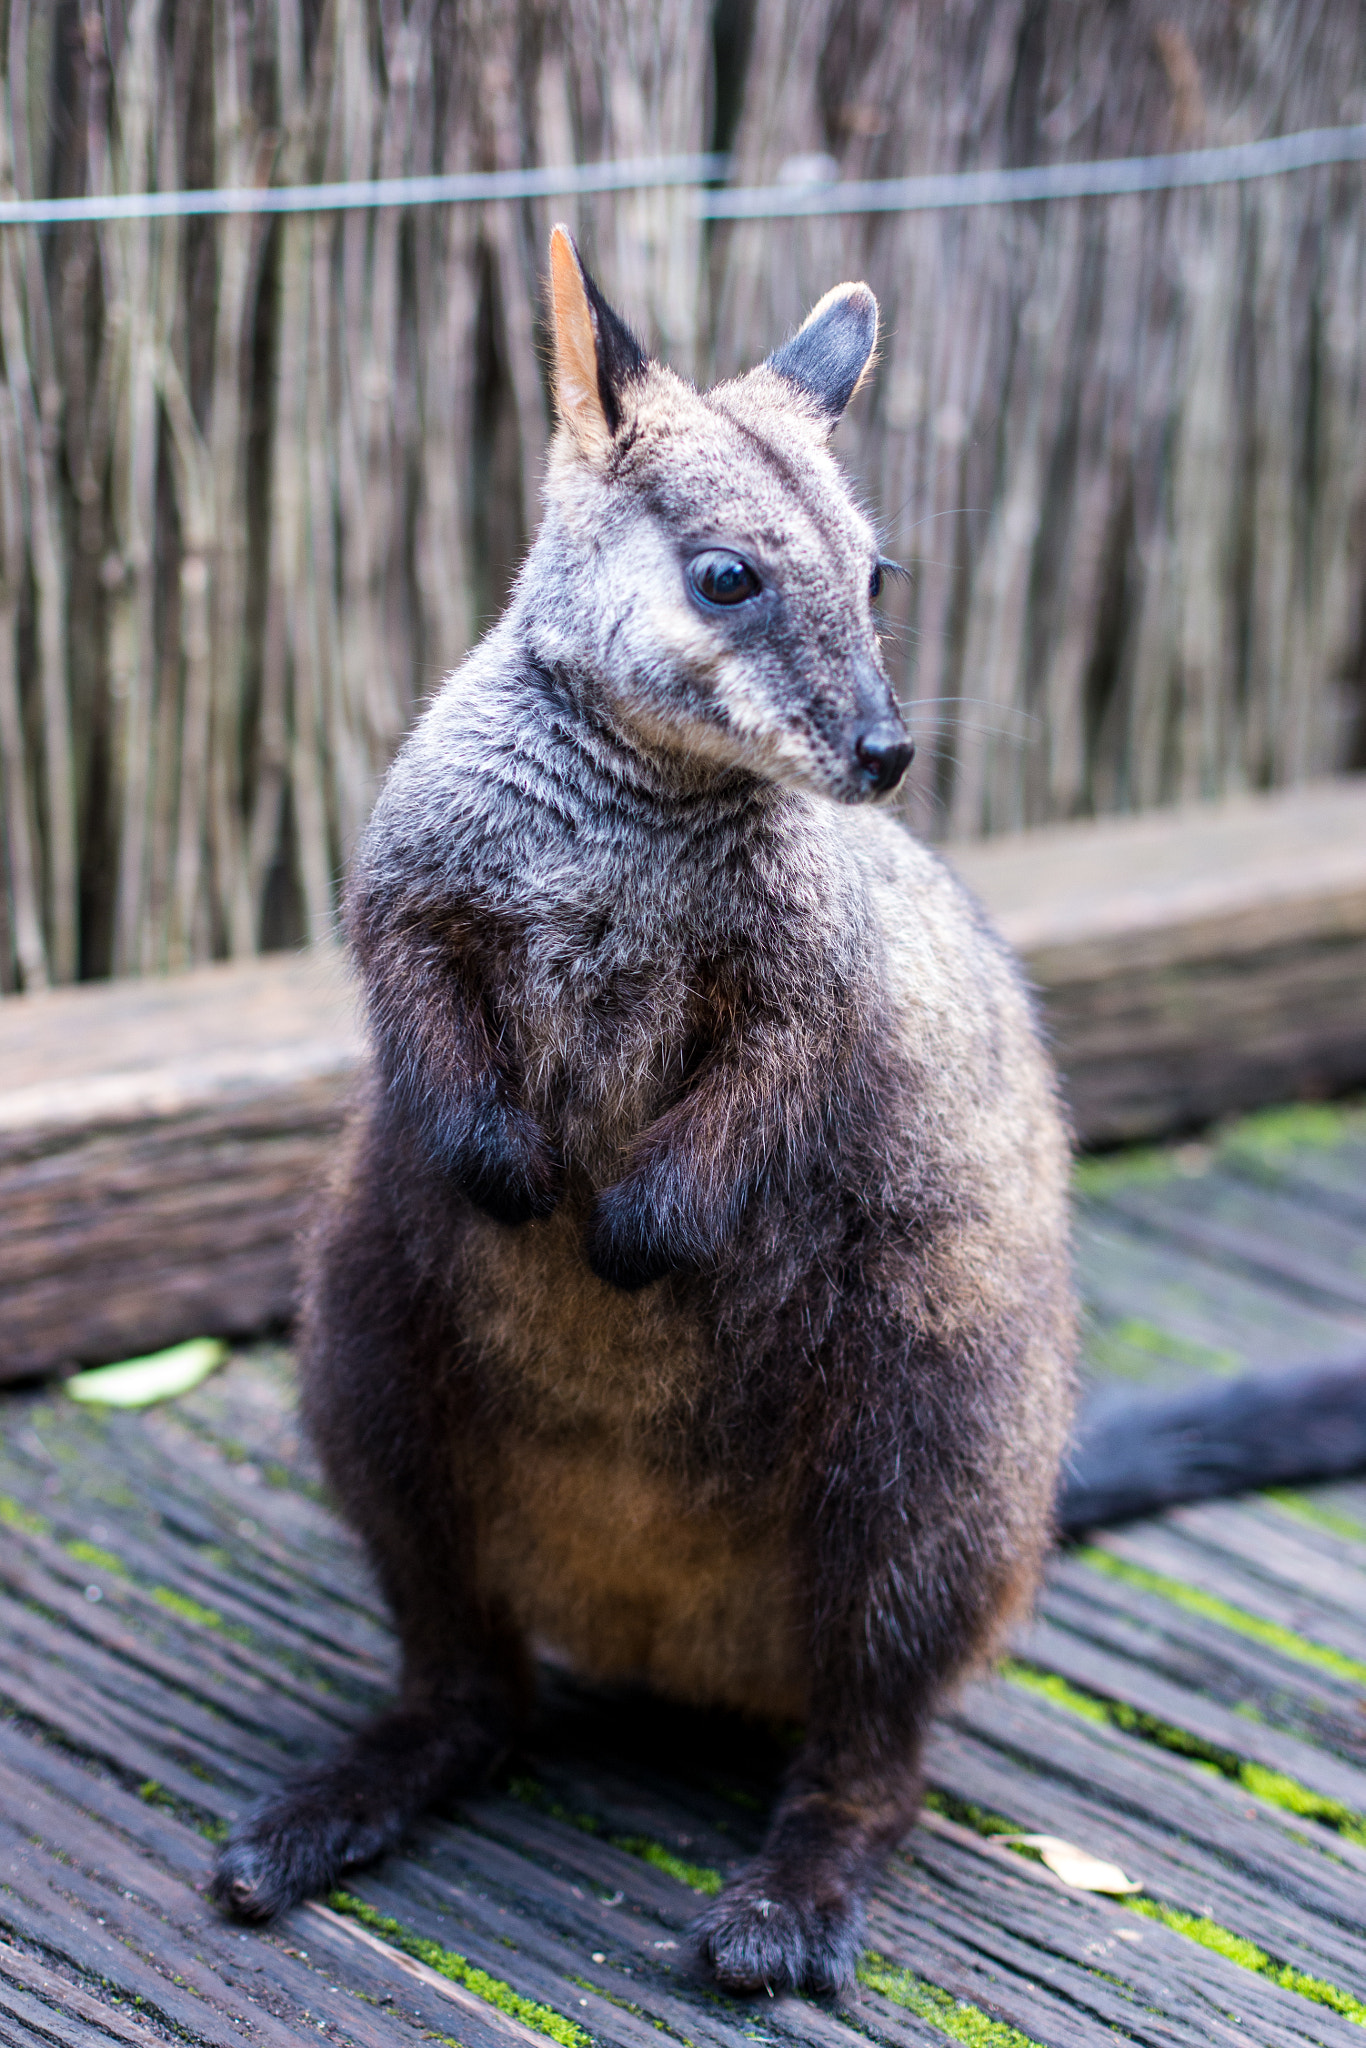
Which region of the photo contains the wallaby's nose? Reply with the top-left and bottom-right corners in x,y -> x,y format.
854,724 -> 915,796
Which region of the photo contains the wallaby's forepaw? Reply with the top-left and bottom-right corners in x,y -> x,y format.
694,1862 -> 865,1996
457,1099 -> 563,1226
586,1179 -> 694,1290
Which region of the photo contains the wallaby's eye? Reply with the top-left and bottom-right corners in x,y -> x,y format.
869,562 -> 883,602
689,551 -> 761,607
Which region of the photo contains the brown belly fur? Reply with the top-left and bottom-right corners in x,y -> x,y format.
471,1437 -> 805,1719
457,1204 -> 805,1720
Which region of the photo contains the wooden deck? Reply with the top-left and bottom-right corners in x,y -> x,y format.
3,1104 -> 1366,2047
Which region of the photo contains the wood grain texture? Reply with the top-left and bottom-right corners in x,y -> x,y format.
951,775 -> 1366,1142
0,952 -> 358,1379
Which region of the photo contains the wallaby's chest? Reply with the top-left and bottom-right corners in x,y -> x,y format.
477,803 -> 835,1174
490,908 -> 695,1174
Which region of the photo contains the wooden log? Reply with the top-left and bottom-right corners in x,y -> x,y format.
951,774 -> 1366,1146
0,950 -> 358,1380
2,777 -> 1364,1380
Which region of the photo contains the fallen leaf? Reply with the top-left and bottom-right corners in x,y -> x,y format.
65,1338 -> 229,1409
992,1833 -> 1142,1894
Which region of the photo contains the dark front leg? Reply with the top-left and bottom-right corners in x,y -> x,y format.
353,893 -> 561,1226
212,1134 -> 528,1920
697,1332 -> 1041,1994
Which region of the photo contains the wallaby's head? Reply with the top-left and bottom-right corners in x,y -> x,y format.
527,226 -> 912,806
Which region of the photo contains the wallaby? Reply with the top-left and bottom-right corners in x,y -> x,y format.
212,227 -> 1077,1995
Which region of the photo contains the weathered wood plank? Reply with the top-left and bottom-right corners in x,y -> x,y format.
1157,1496 -> 1366,1622
1040,1561 -> 1366,1760
1074,1209 -> 1366,1380
924,1719 -> 1366,1991
1094,1183 -> 1366,1316
951,1680 -> 1366,1920
459,1793 -> 1298,2048
0,1944 -> 164,2048
0,1759 -> 515,2048
950,776 -> 1366,1144
0,952 -> 358,1379
875,1837 -> 1347,2048
1092,1522 -> 1366,1661
1015,1613 -> 1366,1811
1234,1143 -> 1366,1225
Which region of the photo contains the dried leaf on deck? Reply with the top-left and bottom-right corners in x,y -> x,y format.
993,1834 -> 1143,1894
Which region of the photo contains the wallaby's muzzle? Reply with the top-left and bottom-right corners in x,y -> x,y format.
854,723 -> 915,797
847,662 -> 914,798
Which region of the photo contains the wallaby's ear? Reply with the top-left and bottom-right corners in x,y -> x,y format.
765,282 -> 879,430
548,225 -> 648,458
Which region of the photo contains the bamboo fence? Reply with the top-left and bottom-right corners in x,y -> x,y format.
0,0 -> 1364,989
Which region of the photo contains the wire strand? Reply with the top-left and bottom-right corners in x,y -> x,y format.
0,120 -> 1362,226
700,122 -> 1366,220
0,153 -> 731,225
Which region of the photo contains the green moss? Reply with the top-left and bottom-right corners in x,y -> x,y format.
1075,1546 -> 1366,1685
1099,1318 -> 1237,1375
137,1779 -> 177,1813
1072,1148 -> 1182,1198
1239,1763 -> 1366,1846
1218,1099 -> 1364,1160
151,1586 -> 222,1629
133,1775 -> 225,1837
1266,1490 -> 1366,1545
922,1788 -> 1018,1838
1128,1899 -> 1262,1969
503,1775 -> 723,1895
1004,1658 -> 1366,1847
857,1954 -> 1046,2048
0,1496 -> 47,1536
611,1838 -> 722,1897
91,1481 -> 138,1510
327,1891 -> 590,2046
1000,1662 -> 1111,1726
1127,1900 -> 1366,2024
65,1540 -> 128,1576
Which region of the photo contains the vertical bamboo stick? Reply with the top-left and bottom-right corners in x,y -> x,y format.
0,385 -> 45,989
204,0 -> 262,958
3,0 -> 77,979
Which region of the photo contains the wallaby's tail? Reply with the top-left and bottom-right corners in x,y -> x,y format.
1057,1356 -> 1366,1533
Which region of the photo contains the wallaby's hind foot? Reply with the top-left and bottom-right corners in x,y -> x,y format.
694,1776 -> 920,1996
210,1703 -> 506,1921
694,1858 -> 865,1997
